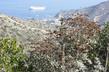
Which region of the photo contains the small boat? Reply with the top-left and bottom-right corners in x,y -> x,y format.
30,5 -> 46,11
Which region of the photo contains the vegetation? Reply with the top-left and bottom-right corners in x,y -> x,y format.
97,22 -> 109,72
0,15 -> 109,72
21,52 -> 55,72
0,37 -> 26,72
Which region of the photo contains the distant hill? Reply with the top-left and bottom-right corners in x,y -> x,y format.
56,0 -> 109,25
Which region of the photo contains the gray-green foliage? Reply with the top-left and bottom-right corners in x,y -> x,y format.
97,22 -> 109,71
0,37 -> 26,72
22,52 -> 55,72
88,22 -> 109,72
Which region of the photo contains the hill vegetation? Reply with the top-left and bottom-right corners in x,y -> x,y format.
0,14 -> 109,72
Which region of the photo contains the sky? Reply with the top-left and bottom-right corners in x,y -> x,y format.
0,0 -> 107,18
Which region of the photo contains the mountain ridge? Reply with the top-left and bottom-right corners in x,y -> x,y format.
56,0 -> 109,25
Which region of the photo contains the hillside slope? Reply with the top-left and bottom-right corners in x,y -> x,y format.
0,14 -> 56,50
56,0 -> 109,25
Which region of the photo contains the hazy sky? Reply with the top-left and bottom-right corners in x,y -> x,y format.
0,0 -> 107,11
0,0 -> 107,18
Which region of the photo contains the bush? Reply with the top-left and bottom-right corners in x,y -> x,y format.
29,15 -> 102,72
0,37 -> 26,72
97,22 -> 109,71
87,22 -> 109,72
22,52 -> 56,72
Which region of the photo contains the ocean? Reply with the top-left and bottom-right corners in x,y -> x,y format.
0,8 -> 55,19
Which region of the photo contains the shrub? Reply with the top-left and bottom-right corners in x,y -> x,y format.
0,37 -> 26,72
97,22 -> 109,72
22,52 -> 55,72
35,14 -> 101,72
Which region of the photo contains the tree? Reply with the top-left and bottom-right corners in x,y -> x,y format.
96,22 -> 109,72
29,14 -> 101,72
50,14 -> 100,72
